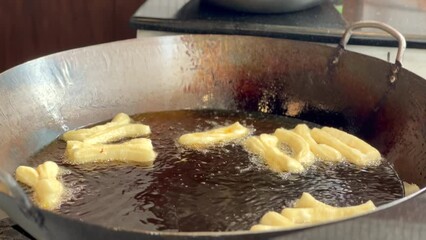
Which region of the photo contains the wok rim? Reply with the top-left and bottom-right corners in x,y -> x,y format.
1,34 -> 425,238
36,188 -> 425,237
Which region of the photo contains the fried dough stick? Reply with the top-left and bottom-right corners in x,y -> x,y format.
403,182 -> 420,196
178,122 -> 250,149
15,161 -> 64,210
293,124 -> 343,162
274,128 -> 315,166
281,193 -> 376,223
66,138 -> 157,165
322,127 -> 381,162
250,211 -> 295,231
63,113 -> 151,144
311,128 -> 381,166
282,192 -> 376,223
251,192 -> 376,232
245,134 -> 305,173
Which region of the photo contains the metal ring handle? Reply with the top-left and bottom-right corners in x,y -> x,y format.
339,21 -> 407,66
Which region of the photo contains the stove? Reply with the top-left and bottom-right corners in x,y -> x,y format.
131,0 -> 426,47
130,0 -> 426,78
131,0 -> 348,41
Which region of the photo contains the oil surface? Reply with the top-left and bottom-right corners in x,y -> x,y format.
28,110 -> 404,232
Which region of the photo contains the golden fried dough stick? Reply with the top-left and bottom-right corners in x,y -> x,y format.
293,192 -> 330,208
260,211 -> 295,227
62,113 -> 151,144
293,124 -> 343,162
311,128 -> 372,166
66,138 -> 157,165
281,200 -> 375,224
293,192 -> 376,214
111,112 -> 133,123
282,192 -> 375,224
251,192 -> 376,231
83,124 -> 151,144
281,207 -> 339,224
15,166 -> 39,188
36,161 -> 59,179
15,161 -> 64,210
62,113 -> 131,141
245,134 -> 305,173
250,224 -> 284,231
274,128 -> 315,166
178,122 -> 250,149
403,182 -> 420,196
321,127 -> 381,163
34,179 -> 64,210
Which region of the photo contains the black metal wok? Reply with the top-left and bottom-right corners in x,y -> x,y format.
0,21 -> 425,240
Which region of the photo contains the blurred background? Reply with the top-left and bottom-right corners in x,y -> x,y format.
0,0 -> 146,73
1,0 -> 426,73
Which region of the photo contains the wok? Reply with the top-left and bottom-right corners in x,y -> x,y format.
0,21 -> 425,239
